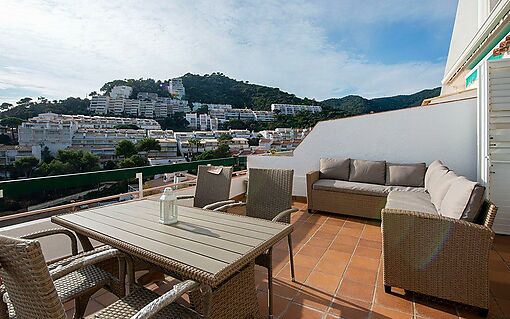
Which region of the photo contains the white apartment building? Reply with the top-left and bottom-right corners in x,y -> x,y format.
18,121 -> 77,154
0,145 -> 38,166
110,86 -> 133,99
88,96 -> 109,115
198,114 -> 219,131
25,113 -> 160,130
270,103 -> 322,115
173,132 -> 194,141
185,113 -> 198,129
148,130 -> 175,139
154,101 -> 168,118
192,103 -> 232,111
166,99 -> 190,114
225,109 -> 256,121
253,111 -> 275,122
110,98 -> 126,116
124,99 -> 140,117
227,129 -> 252,138
137,92 -> 158,101
71,129 -> 146,148
139,100 -> 155,118
153,138 -> 178,158
168,78 -> 185,99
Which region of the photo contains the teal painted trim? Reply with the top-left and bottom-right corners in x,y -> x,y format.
466,69 -> 479,87
488,54 -> 504,60
0,157 -> 247,198
467,24 -> 510,70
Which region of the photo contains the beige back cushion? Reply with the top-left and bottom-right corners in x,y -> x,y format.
440,177 -> 477,220
429,170 -> 458,209
386,163 -> 426,187
424,160 -> 444,190
320,158 -> 350,180
349,159 -> 386,185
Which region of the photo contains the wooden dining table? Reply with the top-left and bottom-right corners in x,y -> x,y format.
51,198 -> 293,319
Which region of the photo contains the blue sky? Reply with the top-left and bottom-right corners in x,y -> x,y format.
0,0 -> 457,104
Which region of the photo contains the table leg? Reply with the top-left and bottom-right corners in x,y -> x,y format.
268,247 -> 273,319
76,233 -> 94,251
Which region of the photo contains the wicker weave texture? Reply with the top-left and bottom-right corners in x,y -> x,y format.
381,204 -> 497,309
93,287 -> 199,319
0,235 -> 66,319
190,262 -> 259,319
245,168 -> 293,223
194,165 -> 233,209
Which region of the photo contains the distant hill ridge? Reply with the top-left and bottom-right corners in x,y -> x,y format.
3,72 -> 440,119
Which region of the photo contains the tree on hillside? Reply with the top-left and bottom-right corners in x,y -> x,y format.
136,138 -> 161,152
195,144 -> 231,161
0,117 -> 23,141
119,154 -> 148,168
55,149 -> 100,172
14,156 -> 39,177
40,146 -> 54,163
115,140 -> 137,157
89,91 -> 98,97
187,138 -> 202,154
114,124 -> 139,130
0,102 -> 12,111
0,134 -> 11,145
157,113 -> 189,131
218,133 -> 233,144
196,105 -> 208,115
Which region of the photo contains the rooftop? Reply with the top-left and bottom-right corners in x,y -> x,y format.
52,198 -> 509,319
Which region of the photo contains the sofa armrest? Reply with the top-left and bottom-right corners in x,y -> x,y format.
381,208 -> 494,308
306,171 -> 320,210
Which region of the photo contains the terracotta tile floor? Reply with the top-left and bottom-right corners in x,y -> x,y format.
67,201 -> 510,319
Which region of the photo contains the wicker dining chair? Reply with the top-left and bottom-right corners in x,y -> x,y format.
0,234 -> 201,319
177,165 -> 233,210
213,168 -> 298,318
0,229 -> 126,319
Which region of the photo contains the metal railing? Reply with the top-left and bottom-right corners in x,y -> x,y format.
0,156 -> 246,198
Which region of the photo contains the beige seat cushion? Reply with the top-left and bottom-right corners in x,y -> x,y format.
429,170 -> 458,210
349,159 -> 386,185
385,191 -> 438,214
386,163 -> 426,187
440,177 -> 480,220
313,179 -> 425,197
320,158 -> 350,180
424,160 -> 444,190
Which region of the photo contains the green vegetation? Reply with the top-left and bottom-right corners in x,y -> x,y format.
1,97 -> 89,120
100,78 -> 170,99
35,149 -> 100,177
0,117 -> 23,141
114,124 -> 140,130
195,144 -> 231,161
187,138 -> 202,154
13,156 -> 39,177
136,138 -> 161,152
157,113 -> 190,131
218,133 -> 233,144
182,72 -> 317,110
115,140 -> 137,158
119,154 -> 148,168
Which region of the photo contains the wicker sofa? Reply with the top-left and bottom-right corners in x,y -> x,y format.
382,160 -> 498,315
306,158 -> 428,219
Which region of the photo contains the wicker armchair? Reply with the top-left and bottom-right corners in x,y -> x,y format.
381,201 -> 498,316
0,234 -> 201,319
0,229 -> 126,319
177,165 -> 233,210
214,168 -> 297,318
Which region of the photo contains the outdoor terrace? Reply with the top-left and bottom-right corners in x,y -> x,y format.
49,199 -> 510,319
0,157 -> 508,319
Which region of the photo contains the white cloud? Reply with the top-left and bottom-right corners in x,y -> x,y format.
0,0 -> 454,102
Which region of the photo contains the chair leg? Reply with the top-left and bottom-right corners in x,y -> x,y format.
267,248 -> 273,319
73,291 -> 94,319
478,308 -> 489,317
287,234 -> 295,282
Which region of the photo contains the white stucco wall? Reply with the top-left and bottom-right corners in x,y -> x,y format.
248,97 -> 478,196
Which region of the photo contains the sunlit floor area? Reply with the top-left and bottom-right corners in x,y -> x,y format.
63,201 -> 510,319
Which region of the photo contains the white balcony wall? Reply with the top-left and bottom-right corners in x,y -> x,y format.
248,97 -> 478,196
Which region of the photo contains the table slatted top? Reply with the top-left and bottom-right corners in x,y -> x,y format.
52,199 -> 292,286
